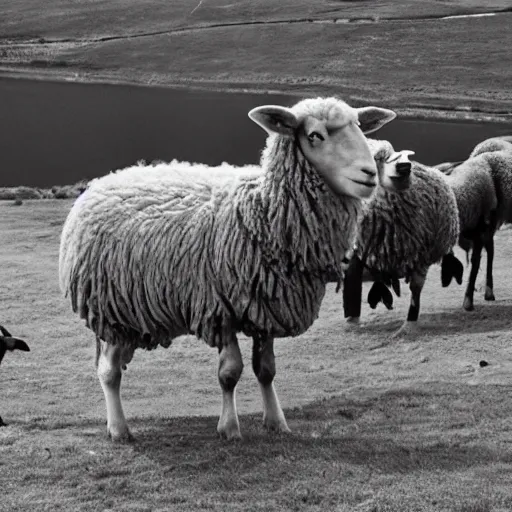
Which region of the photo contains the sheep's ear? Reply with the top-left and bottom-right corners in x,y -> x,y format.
357,107 -> 397,135
0,325 -> 12,337
248,105 -> 299,137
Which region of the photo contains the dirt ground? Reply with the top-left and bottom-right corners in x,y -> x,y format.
2,199 -> 512,511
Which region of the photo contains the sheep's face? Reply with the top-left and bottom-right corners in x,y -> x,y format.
380,150 -> 414,191
370,141 -> 415,191
297,117 -> 379,199
248,98 -> 397,199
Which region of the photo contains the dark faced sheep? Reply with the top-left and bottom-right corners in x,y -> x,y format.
0,325 -> 30,427
343,139 -> 460,339
59,96 -> 396,441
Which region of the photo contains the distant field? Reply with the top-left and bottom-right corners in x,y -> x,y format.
3,201 -> 512,511
1,0 -> 512,120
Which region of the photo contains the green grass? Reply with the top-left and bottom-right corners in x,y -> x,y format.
1,0 -> 512,120
3,200 -> 512,511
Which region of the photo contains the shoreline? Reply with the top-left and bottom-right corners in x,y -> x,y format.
2,67 -> 511,125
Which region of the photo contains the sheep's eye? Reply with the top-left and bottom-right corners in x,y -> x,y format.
308,131 -> 324,143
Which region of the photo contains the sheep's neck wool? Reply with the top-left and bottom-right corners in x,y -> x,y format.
59,138 -> 361,349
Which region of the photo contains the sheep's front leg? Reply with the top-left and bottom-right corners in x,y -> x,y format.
343,256 -> 364,324
96,338 -> 134,442
252,334 -> 290,433
463,238 -> 484,311
217,334 -> 244,440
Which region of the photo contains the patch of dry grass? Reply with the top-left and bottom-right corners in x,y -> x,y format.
4,384 -> 512,511
1,0 -> 511,39
2,201 -> 512,510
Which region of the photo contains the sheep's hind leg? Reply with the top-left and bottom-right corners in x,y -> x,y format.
217,333 -> 244,440
484,228 -> 496,301
252,334 -> 290,433
463,238 -> 484,311
96,338 -> 134,442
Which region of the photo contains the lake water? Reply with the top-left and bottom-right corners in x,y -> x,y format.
1,77 -> 510,187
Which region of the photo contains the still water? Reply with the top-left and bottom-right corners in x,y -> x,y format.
0,77 -> 510,187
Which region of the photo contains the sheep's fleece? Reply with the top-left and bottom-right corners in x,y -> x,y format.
60,145 -> 361,349
470,136 -> 512,158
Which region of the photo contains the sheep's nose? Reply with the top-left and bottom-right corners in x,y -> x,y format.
396,162 -> 411,176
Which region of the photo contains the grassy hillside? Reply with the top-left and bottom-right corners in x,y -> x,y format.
1,0 -> 512,120
2,1 -> 511,39
3,199 -> 512,511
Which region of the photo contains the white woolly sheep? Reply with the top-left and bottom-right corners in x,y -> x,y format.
342,139 -> 460,338
59,96 -> 396,441
440,137 -> 512,310
0,325 -> 30,427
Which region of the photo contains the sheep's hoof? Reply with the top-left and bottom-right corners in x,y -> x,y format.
107,426 -> 134,443
217,420 -> 242,441
263,416 -> 291,434
345,316 -> 361,325
484,287 -> 495,301
463,297 -> 475,311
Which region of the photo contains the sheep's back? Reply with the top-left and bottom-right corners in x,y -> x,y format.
470,137 -> 512,158
59,162 -> 265,348
358,164 -> 459,279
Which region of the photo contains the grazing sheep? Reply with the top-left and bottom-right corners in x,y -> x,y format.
440,143 -> 512,310
343,139 -> 460,338
59,96 -> 396,441
0,325 -> 30,427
